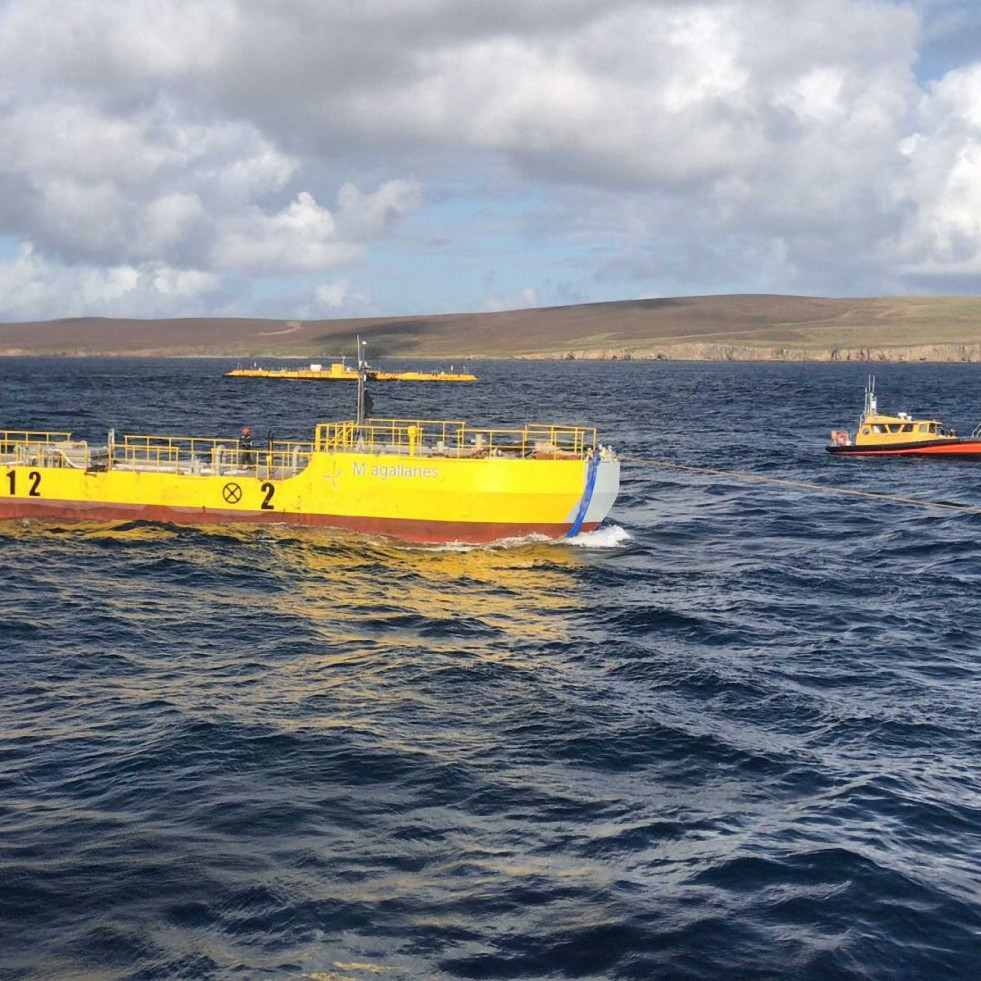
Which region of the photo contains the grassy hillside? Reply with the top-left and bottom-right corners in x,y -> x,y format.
3,295 -> 981,360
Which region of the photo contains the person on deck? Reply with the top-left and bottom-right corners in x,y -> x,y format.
240,426 -> 256,466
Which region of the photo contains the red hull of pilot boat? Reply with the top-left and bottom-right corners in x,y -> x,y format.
827,439 -> 981,458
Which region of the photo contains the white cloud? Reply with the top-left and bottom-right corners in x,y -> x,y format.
483,284 -> 539,313
1,0 -> 981,317
211,191 -> 363,273
0,244 -> 220,320
0,0 -> 237,85
336,180 -> 424,241
0,97 -> 298,265
884,64 -> 981,278
314,279 -> 374,316
315,281 -> 350,308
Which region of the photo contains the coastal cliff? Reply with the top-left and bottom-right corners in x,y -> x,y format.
521,342 -> 981,363
3,295 -> 981,360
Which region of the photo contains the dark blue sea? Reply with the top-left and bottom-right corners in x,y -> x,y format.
3,357 -> 981,980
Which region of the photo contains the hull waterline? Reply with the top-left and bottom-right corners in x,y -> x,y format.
827,439 -> 981,459
0,496 -> 603,543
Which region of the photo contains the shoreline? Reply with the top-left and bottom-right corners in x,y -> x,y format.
516,342 -> 981,363
3,342 -> 981,363
3,350 -> 977,363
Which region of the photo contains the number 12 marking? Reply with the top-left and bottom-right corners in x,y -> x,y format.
5,470 -> 42,496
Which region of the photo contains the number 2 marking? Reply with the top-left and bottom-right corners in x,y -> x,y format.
260,482 -> 275,510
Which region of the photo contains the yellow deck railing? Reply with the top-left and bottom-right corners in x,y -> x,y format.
0,430 -> 91,468
315,418 -> 596,458
0,429 -> 73,445
114,434 -> 315,477
0,420 -> 597,476
0,429 -> 316,476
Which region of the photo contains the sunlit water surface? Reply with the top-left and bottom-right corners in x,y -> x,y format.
2,358 -> 981,979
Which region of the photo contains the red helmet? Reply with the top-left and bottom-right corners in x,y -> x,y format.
242,427 -> 251,435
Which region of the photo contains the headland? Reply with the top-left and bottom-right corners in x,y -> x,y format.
3,294 -> 981,361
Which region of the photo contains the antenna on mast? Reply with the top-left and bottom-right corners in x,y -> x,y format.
862,374 -> 877,425
355,335 -> 368,426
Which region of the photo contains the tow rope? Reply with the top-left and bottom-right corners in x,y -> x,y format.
625,457 -> 981,516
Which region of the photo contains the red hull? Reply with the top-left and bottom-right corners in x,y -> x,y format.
827,439 -> 981,458
0,497 -> 596,544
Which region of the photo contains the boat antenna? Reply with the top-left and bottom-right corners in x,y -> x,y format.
356,335 -> 367,426
862,374 -> 877,425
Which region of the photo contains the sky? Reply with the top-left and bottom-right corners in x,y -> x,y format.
1,0 -> 980,321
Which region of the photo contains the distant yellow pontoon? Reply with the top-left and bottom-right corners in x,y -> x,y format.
226,360 -> 477,382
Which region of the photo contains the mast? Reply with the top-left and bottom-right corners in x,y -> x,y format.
861,375 -> 877,426
355,335 -> 367,426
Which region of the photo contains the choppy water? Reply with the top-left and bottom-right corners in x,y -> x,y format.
3,357 -> 981,980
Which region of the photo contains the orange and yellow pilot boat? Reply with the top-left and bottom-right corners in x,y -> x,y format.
827,377 -> 981,458
0,347 -> 617,543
